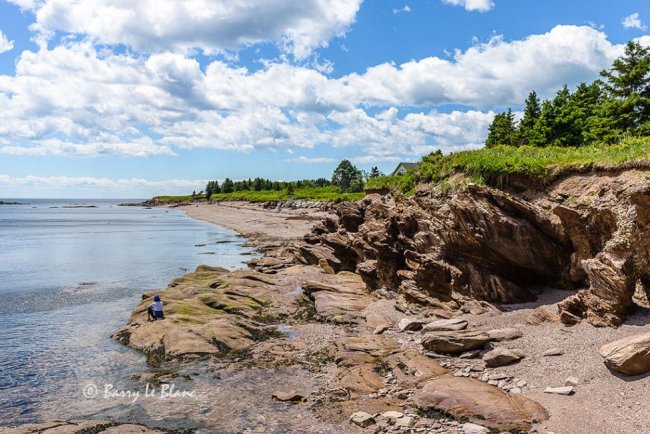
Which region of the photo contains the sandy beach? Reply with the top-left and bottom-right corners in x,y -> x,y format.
178,202 -> 329,244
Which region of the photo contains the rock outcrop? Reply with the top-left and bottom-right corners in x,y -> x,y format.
305,170 -> 650,326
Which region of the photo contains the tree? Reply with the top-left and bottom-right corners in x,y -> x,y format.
332,160 -> 364,193
517,91 -> 542,146
600,41 -> 650,135
485,109 -> 516,147
222,178 -> 235,193
287,183 -> 295,195
369,166 -> 382,178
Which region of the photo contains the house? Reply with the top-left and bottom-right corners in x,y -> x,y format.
390,162 -> 419,176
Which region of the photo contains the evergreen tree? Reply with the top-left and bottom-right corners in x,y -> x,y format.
369,166 -> 382,178
600,40 -> 650,134
222,178 -> 234,193
517,91 -> 542,146
332,160 -> 364,193
485,109 -> 516,147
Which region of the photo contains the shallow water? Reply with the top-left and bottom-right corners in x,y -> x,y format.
0,199 -> 256,425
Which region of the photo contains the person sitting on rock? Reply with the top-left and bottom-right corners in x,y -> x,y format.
147,294 -> 165,321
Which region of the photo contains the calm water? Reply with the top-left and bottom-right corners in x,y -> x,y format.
0,199 -> 255,426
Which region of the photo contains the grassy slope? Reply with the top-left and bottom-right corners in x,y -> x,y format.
153,186 -> 364,204
367,137 -> 650,193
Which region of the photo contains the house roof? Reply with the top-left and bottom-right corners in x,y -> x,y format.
390,162 -> 419,176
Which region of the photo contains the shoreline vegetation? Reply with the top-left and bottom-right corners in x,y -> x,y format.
148,136 -> 650,206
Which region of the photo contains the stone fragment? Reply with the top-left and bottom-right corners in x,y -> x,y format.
543,348 -> 564,357
462,422 -> 489,433
421,330 -> 490,354
395,416 -> 415,428
350,411 -> 376,427
527,307 -> 560,325
271,391 -> 305,402
599,332 -> 650,375
564,377 -> 579,387
486,328 -> 523,341
544,386 -> 575,396
422,318 -> 469,332
398,317 -> 428,332
482,348 -> 525,367
381,411 -> 404,419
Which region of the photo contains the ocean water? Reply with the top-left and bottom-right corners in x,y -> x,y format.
0,199 -> 255,426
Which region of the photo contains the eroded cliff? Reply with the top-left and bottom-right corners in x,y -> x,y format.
303,169 -> 650,327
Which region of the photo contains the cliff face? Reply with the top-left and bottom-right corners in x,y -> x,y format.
303,170 -> 650,327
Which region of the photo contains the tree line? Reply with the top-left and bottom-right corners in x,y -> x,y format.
486,41 -> 650,148
204,161 -> 384,200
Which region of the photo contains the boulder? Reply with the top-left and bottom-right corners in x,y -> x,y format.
422,330 -> 490,354
482,348 -> 525,367
414,375 -> 548,431
486,328 -> 523,341
350,412 -> 375,428
599,332 -> 650,375
421,318 -> 468,332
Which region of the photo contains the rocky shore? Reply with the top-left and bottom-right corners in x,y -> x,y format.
4,170 -> 650,434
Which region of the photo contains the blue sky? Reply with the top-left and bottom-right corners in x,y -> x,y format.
0,0 -> 648,198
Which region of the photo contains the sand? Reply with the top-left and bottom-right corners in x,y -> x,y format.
466,290 -> 650,434
178,202 -> 328,243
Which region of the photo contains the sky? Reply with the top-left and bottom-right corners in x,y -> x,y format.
0,0 -> 649,198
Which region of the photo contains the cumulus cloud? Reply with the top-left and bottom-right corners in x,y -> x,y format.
622,12 -> 647,30
9,0 -> 362,58
442,0 -> 494,13
0,25 -> 633,161
288,156 -> 337,163
0,30 -> 14,54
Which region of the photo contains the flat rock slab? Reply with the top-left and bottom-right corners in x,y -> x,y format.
599,332 -> 650,375
421,330 -> 490,354
414,375 -> 548,431
0,421 -> 165,434
303,272 -> 373,324
422,318 -> 468,332
482,348 -> 525,367
486,328 -> 523,341
544,386 -> 575,396
112,266 -> 277,359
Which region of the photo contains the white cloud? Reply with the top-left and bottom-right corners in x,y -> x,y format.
0,30 -> 14,54
288,156 -> 337,164
0,174 -> 209,198
10,0 -> 362,58
393,6 -> 412,14
442,0 -> 494,13
622,12 -> 647,30
0,25 -> 635,161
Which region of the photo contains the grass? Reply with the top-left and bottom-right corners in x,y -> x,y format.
368,137 -> 650,194
209,185 -> 364,203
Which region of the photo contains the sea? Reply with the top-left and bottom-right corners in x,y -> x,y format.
0,199 -> 256,426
